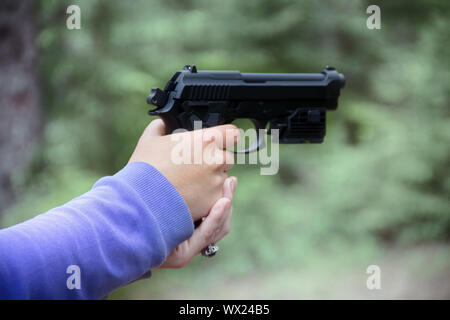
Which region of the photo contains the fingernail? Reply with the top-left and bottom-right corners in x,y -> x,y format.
226,177 -> 233,191
231,176 -> 238,192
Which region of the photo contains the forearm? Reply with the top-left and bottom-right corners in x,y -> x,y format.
0,162 -> 194,299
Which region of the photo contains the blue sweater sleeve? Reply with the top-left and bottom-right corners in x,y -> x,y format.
0,162 -> 194,299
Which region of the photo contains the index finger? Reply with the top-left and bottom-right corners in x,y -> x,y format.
202,124 -> 240,150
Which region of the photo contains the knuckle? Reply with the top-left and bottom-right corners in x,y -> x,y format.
225,150 -> 235,161
203,228 -> 217,243
211,161 -> 223,171
223,162 -> 234,172
224,124 -> 238,132
223,151 -> 235,165
215,173 -> 226,186
203,230 -> 214,243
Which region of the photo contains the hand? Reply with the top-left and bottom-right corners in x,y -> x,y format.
128,119 -> 239,222
159,175 -> 237,268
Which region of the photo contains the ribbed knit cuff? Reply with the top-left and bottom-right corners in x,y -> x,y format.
113,162 -> 194,253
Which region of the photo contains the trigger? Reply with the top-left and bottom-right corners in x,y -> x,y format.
234,119 -> 267,154
234,134 -> 265,154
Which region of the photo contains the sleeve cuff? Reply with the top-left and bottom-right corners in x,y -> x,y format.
112,162 -> 194,254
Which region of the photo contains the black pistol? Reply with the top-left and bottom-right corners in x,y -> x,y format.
147,65 -> 345,152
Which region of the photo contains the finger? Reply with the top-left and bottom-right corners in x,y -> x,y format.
203,124 -> 240,150
222,176 -> 238,201
202,136 -> 221,166
222,150 -> 235,172
203,140 -> 235,172
205,146 -> 235,171
213,204 -> 233,243
144,118 -> 166,137
188,198 -> 231,258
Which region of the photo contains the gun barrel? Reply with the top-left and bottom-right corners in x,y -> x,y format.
184,71 -> 326,82
178,67 -> 345,102
241,73 -> 325,82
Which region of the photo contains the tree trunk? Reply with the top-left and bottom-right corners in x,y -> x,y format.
0,0 -> 43,215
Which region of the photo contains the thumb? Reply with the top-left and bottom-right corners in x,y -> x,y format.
144,118 -> 166,137
187,198 -> 231,259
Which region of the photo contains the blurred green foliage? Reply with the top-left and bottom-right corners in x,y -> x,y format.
2,0 -> 449,298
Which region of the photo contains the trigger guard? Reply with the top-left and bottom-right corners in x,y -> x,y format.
234,119 -> 266,154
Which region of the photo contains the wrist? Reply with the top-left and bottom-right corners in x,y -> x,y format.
112,162 -> 194,254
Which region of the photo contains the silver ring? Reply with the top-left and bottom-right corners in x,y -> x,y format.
201,244 -> 219,257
